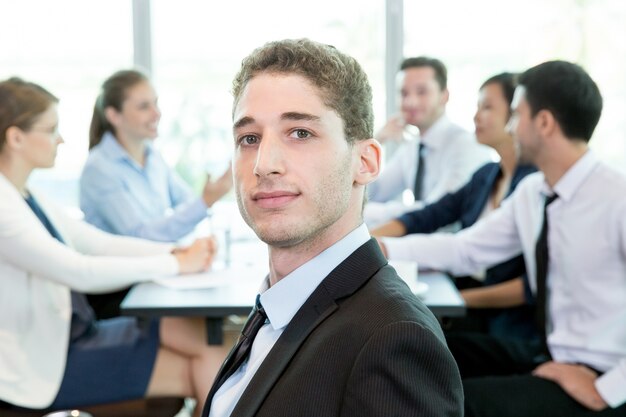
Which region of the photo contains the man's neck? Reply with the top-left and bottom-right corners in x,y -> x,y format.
538,140 -> 589,188
266,220 -> 361,286
416,111 -> 445,136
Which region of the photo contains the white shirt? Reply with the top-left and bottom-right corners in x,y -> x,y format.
383,151 -> 626,408
209,224 -> 371,417
365,115 -> 492,226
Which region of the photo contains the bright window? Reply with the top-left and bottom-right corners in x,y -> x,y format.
404,0 -> 626,169
0,0 -> 133,205
151,0 -> 386,191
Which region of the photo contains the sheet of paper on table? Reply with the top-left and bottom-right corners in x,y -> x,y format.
154,263 -> 268,290
388,260 -> 429,296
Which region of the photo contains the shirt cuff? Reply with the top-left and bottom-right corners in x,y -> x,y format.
595,364 -> 626,408
382,237 -> 411,261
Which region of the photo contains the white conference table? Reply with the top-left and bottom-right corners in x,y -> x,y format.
121,268 -> 465,345
121,202 -> 466,344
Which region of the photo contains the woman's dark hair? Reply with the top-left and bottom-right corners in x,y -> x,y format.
89,69 -> 148,149
481,72 -> 518,111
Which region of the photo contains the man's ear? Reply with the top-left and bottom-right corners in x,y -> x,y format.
441,88 -> 450,105
354,138 -> 382,186
535,109 -> 557,138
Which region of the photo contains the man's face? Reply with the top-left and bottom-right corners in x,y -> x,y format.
232,73 -> 359,249
398,66 -> 448,130
508,87 -> 541,164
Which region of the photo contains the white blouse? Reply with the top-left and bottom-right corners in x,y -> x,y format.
0,173 -> 178,408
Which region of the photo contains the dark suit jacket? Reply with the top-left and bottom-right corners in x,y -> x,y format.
202,239 -> 463,417
398,162 -> 538,339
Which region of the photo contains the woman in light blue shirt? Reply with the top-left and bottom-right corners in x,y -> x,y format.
81,69 -> 232,242
80,69 -> 232,318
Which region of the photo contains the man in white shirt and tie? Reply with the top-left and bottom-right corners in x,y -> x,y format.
365,56 -> 491,227
379,60 -> 626,416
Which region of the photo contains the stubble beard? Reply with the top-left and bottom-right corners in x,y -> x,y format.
236,155 -> 353,250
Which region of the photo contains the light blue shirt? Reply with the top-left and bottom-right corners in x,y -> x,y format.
80,132 -> 208,242
209,224 -> 371,417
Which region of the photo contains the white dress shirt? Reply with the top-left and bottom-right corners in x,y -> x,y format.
209,224 -> 371,417
365,115 -> 492,226
383,151 -> 626,408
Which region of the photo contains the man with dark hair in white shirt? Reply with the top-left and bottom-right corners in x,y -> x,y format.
380,60 -> 626,416
365,56 -> 491,227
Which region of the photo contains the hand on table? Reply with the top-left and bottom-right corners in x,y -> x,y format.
533,361 -> 608,411
173,237 -> 217,274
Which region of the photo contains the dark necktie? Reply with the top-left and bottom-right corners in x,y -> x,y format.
535,193 -> 558,353
413,143 -> 426,200
211,295 -> 268,393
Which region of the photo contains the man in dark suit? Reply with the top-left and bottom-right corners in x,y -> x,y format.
201,38 -> 463,417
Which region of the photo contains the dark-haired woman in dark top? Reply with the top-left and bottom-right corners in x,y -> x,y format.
372,73 -> 537,340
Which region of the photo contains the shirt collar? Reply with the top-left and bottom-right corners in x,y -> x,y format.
259,223 -> 370,330
99,131 -> 154,167
541,150 -> 598,202
419,114 -> 449,149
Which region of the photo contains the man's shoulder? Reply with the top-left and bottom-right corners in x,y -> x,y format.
511,171 -> 545,191
593,161 -> 626,186
350,265 -> 444,339
438,118 -> 472,141
585,161 -> 626,204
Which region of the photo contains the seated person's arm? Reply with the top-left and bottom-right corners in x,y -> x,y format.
370,219 -> 407,238
81,163 -> 206,242
380,195 -> 523,277
461,277 -> 525,308
371,168 -> 482,237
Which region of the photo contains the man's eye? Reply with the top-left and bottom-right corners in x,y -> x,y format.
292,129 -> 311,139
240,135 -> 259,145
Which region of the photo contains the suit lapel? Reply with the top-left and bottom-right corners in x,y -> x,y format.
230,238 -> 387,417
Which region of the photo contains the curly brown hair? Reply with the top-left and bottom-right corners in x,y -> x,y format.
232,38 -> 373,143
